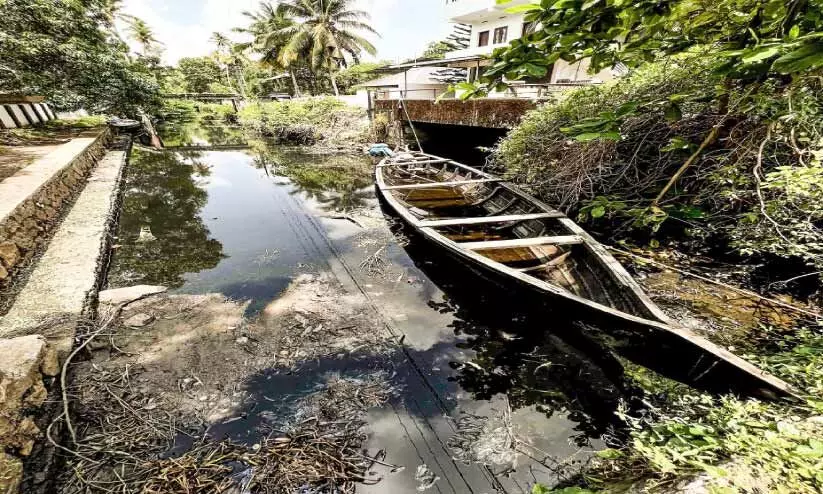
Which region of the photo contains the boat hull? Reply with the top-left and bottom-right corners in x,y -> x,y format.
374,151 -> 798,400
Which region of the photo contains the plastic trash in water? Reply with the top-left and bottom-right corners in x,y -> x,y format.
368,143 -> 394,157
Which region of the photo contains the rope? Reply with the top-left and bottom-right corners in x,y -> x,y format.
398,94 -> 423,153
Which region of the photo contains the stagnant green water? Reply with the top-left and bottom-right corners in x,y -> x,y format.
105,120 -> 649,492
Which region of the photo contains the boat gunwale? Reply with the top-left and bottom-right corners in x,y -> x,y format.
380,151 -> 669,321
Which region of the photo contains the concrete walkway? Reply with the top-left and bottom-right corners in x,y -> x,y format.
0,133 -> 108,293
0,144 -> 128,353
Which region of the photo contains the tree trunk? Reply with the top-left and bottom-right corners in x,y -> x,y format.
235,67 -> 247,99
330,73 -> 340,96
290,71 -> 301,97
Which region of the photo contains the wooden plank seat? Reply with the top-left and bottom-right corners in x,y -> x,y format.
461,235 -> 583,251
384,178 -> 500,191
377,159 -> 452,167
419,212 -> 563,228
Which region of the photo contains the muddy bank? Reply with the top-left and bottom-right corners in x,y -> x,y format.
58,274 -> 396,492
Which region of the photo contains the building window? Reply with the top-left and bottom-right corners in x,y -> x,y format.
478,31 -> 489,47
493,26 -> 508,44
523,21 -> 536,35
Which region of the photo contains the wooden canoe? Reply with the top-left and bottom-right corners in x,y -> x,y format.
375,150 -> 798,400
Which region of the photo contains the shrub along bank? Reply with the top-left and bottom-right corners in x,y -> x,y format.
494,56 -> 823,281
157,99 -> 238,125
574,329 -> 823,493
238,98 -> 370,147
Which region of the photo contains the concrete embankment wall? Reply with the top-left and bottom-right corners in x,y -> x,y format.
0,131 -> 110,293
0,133 -> 131,494
374,98 -> 537,129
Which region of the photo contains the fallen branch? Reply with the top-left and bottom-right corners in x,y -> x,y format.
652,122 -> 722,206
60,303 -> 126,445
752,125 -> 789,242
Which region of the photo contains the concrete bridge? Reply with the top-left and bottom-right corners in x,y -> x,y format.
374,98 -> 538,129
162,93 -> 243,111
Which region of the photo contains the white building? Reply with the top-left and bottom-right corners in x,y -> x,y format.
361,0 -> 617,101
357,67 -> 457,101
443,0 -> 616,91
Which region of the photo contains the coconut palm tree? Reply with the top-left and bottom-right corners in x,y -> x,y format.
210,32 -> 252,97
234,3 -> 303,96
124,16 -> 161,55
210,32 -> 237,90
275,0 -> 378,96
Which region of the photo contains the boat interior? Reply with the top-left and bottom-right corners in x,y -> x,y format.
379,155 -> 656,319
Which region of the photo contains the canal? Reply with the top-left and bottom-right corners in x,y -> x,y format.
103,118 -> 641,493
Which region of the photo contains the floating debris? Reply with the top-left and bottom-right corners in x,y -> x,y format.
137,225 -> 156,243
414,464 -> 439,492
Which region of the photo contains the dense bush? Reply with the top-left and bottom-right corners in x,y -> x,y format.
158,99 -> 237,124
238,98 -> 369,146
0,0 -> 161,114
573,329 -> 823,493
494,57 -> 823,273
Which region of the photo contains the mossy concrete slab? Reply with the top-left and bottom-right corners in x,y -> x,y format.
0,147 -> 128,353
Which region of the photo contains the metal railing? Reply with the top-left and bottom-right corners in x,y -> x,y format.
372,83 -> 597,101
372,89 -> 456,100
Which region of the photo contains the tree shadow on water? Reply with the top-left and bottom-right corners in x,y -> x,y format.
107,148 -> 226,288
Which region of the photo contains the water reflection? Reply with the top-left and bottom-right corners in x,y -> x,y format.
397,232 -> 639,443
251,143 -> 374,213
107,148 -> 225,288
107,140 -> 376,312
158,119 -> 247,149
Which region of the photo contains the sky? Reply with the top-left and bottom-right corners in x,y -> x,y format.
117,0 -> 452,65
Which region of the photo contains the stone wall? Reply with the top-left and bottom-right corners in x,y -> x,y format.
0,131 -> 110,293
374,98 -> 537,129
0,335 -> 59,493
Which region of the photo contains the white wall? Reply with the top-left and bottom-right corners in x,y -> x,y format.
446,14 -> 526,58
551,59 -> 616,83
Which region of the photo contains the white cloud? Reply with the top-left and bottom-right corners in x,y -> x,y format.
118,0 -> 256,64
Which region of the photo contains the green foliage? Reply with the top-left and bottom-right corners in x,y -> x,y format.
421,41 -> 455,60
335,62 -> 388,94
495,56 -> 714,205
234,0 -> 379,96
487,0 -> 823,91
560,102 -> 638,141
532,485 -> 595,494
582,329 -> 823,493
238,98 -> 368,145
158,99 -> 237,125
176,57 -> 227,94
0,0 -> 161,114
495,55 -> 823,269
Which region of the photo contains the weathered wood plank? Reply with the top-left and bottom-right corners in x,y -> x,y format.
461,235 -> 583,250
419,212 -> 563,227
377,159 -> 452,167
384,178 -> 499,190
